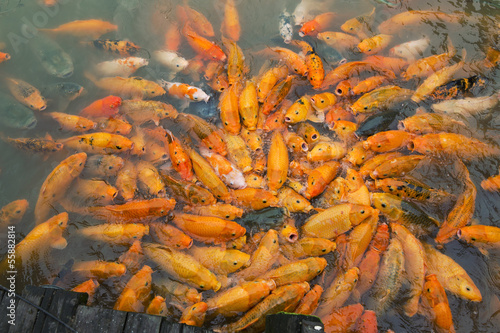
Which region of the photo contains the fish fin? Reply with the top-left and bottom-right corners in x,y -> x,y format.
446,37 -> 456,57
44,132 -> 53,141
83,71 -> 99,85
51,237 -> 68,250
313,207 -> 326,212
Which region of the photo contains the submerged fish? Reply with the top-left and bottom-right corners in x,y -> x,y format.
29,32 -> 74,78
0,91 -> 37,129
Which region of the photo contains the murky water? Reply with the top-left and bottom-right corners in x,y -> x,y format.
0,0 -> 499,331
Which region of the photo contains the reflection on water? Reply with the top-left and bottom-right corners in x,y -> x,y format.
0,0 -> 499,331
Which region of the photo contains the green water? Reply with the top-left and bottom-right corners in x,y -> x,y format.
0,0 -> 499,331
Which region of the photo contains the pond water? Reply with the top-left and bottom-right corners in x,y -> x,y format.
0,0 -> 499,332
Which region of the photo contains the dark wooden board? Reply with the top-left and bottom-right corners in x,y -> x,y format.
41,288 -> 87,333
8,286 -> 47,333
123,312 -> 162,332
159,320 -> 215,333
72,305 -> 127,333
31,287 -> 55,333
266,313 -> 324,333
0,286 -> 19,332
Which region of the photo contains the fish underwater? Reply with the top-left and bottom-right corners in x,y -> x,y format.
0,1 -> 499,332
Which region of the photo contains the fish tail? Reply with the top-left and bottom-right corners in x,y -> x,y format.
446,36 -> 456,57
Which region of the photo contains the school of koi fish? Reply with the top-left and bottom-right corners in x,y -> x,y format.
0,0 -> 500,332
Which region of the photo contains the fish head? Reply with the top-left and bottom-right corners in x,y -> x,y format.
221,250 -> 250,272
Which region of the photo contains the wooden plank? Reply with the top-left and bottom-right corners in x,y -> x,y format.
8,286 -> 47,333
159,318 -> 214,333
41,289 -> 87,333
123,312 -> 162,332
72,305 -> 127,333
266,313 -> 324,333
0,286 -> 18,332
159,320 -> 183,333
31,287 -> 55,333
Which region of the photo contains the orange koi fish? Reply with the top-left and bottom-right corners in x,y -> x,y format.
39,19 -> 117,39
294,284 -> 323,315
79,224 -> 148,245
2,134 -> 64,153
116,160 -> 137,202
87,198 -> 176,223
114,265 -> 153,312
206,279 -> 276,317
49,112 -> 96,132
178,4 -> 214,37
34,153 -> 87,224
220,282 -> 310,332
357,34 -> 393,55
378,10 -> 462,35
80,95 -> 122,119
172,213 -> 246,244
6,212 -> 68,267
164,130 -> 193,181
72,260 -> 126,280
143,243 -> 221,291
183,26 -> 227,62
218,85 -> 241,134
267,131 -> 289,193
180,302 -> 208,327
317,32 -> 360,53
422,274 -> 455,332
85,72 -> 165,99
6,78 -> 46,111
95,117 -> 132,135
221,0 -> 241,41
363,130 -> 416,153
72,279 -> 100,305
231,188 -> 279,211
0,199 -> 29,230
120,100 -> 178,125
0,52 -> 10,63
150,222 -> 193,250
299,12 -> 337,37
84,154 -> 124,177
190,245 -> 250,275
61,132 -> 134,154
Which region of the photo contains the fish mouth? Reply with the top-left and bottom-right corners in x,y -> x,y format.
26,119 -> 38,129
287,232 -> 298,243
39,105 -> 47,111
60,71 -> 74,78
301,143 -> 308,152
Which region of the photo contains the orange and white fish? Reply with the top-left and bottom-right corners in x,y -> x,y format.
93,57 -> 149,78
158,80 -> 210,102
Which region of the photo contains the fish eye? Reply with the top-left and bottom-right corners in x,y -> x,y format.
232,232 -> 236,236
326,36 -> 330,39
200,284 -> 204,288
381,203 -> 386,208
116,146 -> 122,149
364,106 -> 368,110
225,122 -> 228,126
296,200 -> 300,203
427,288 -> 431,292
466,287 -> 471,291
322,248 -> 327,252
377,144 -> 381,148
30,104 -> 34,108
16,210 -> 21,214
360,210 -> 365,214
262,200 -> 267,203
295,111 -> 299,115
109,166 -> 113,169
151,91 -> 155,94
226,215 -> 230,218
350,28 -> 353,31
